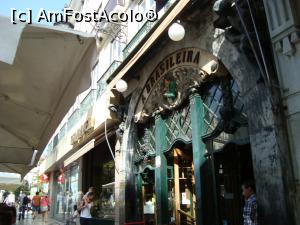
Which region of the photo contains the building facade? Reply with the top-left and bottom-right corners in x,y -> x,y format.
38,0 -> 300,225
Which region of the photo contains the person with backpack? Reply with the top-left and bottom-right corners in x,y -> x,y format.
31,192 -> 41,219
18,193 -> 29,221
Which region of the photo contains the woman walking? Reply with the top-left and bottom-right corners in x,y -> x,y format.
40,195 -> 50,223
31,192 -> 40,220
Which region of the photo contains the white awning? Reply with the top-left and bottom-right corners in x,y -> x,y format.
64,139 -> 95,167
0,16 -> 96,176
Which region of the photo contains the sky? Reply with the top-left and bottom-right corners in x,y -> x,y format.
0,0 -> 69,25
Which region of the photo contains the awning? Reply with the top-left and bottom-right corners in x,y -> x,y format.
38,117 -> 118,175
0,16 -> 96,176
64,139 -> 95,167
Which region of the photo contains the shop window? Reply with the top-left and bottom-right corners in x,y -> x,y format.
81,136 -> 116,221
53,165 -> 79,222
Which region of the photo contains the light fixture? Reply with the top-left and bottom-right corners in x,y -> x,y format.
103,79 -> 128,175
115,79 -> 128,93
29,149 -> 38,166
168,21 -> 185,41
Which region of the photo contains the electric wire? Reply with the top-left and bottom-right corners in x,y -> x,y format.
104,113 -> 119,174
234,1 -> 269,88
245,0 -> 271,85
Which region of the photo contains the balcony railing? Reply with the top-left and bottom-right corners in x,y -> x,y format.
40,0 -> 177,162
79,89 -> 97,117
97,60 -> 122,98
41,60 -> 122,160
122,0 -> 176,59
122,21 -> 155,58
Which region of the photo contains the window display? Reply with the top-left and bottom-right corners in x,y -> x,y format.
80,140 -> 116,223
53,165 -> 79,221
98,182 -> 115,219
84,157 -> 116,221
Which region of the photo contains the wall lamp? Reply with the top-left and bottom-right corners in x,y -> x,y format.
168,20 -> 185,41
105,79 -> 128,173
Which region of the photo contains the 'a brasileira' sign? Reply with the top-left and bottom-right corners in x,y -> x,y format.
134,48 -> 228,123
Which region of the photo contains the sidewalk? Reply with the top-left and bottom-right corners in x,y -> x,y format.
16,212 -> 64,225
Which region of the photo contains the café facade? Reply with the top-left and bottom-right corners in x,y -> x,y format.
112,1 -> 296,225
38,0 -> 300,224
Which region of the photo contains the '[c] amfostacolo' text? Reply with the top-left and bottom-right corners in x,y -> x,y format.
11,8 -> 158,24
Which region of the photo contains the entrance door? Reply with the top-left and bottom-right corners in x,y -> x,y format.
141,169 -> 156,225
215,143 -> 254,225
169,148 -> 196,225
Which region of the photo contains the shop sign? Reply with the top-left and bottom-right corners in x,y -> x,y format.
71,116 -> 95,146
58,173 -> 64,183
39,174 -> 49,183
134,48 -> 228,122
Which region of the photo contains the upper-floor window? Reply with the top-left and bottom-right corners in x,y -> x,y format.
148,0 -> 156,10
110,39 -> 124,62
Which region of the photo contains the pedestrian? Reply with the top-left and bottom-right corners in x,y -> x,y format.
0,203 -> 16,225
31,191 -> 41,220
242,180 -> 258,225
4,192 -> 15,207
18,193 -> 29,221
17,191 -> 25,205
74,192 -> 84,214
40,194 -> 50,223
83,187 -> 95,201
78,192 -> 94,225
0,191 -> 4,203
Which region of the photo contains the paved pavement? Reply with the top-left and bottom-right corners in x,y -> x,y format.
16,212 -> 64,225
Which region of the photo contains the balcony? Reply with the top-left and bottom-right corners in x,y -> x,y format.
105,0 -> 125,14
40,60 -> 122,163
95,0 -> 126,30
122,21 -> 156,58
97,60 -> 122,98
122,0 -> 176,58
39,0 -> 176,166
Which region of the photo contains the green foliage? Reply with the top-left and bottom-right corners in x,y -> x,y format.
14,182 -> 30,197
3,190 -> 9,200
102,160 -> 115,185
